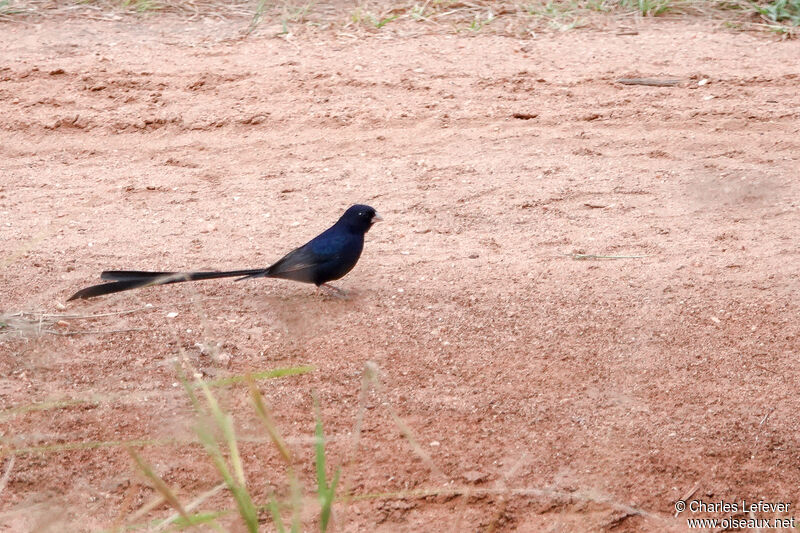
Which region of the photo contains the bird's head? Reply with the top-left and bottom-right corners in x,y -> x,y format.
338,204 -> 383,234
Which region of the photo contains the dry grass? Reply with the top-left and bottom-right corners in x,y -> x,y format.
0,0 -> 254,20
0,309 -> 145,342
120,362 -> 667,530
0,0 -> 797,37
1,0 -> 796,528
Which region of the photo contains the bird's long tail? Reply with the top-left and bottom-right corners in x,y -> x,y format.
67,269 -> 265,301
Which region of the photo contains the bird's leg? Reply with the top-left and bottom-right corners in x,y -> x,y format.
319,283 -> 348,298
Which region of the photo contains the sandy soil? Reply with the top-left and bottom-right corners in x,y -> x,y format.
1,14 -> 799,532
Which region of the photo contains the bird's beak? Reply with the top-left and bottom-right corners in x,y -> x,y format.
373,213 -> 384,222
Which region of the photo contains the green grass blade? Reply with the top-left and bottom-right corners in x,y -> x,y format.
194,415 -> 260,532
313,397 -> 339,532
227,483 -> 260,533
154,482 -> 227,532
185,367 -> 259,533
248,375 -> 303,531
267,495 -> 287,533
313,399 -> 327,499
127,448 -> 190,523
176,364 -> 202,412
196,377 -> 247,487
248,377 -> 293,465
320,467 -> 340,532
168,510 -> 226,529
199,366 -> 315,388
203,416 -> 258,530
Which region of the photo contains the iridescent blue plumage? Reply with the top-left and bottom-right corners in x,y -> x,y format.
241,204 -> 378,286
68,204 -> 381,300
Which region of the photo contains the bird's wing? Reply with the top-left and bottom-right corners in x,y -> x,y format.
268,248 -> 320,274
268,232 -> 347,276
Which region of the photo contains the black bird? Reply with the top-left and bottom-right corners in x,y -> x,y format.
68,204 -> 382,301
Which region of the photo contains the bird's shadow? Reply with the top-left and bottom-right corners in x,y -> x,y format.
250,289 -> 361,339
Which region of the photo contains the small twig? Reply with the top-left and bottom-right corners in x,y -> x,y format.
751,408 -> 775,459
567,254 -> 647,260
154,482 -> 226,532
0,456 -> 15,497
674,481 -> 700,517
21,307 -> 154,321
616,78 -> 681,87
43,328 -> 145,336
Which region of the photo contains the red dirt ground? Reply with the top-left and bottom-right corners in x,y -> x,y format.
1,14 -> 799,532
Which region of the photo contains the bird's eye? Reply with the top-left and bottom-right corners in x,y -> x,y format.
359,211 -> 365,216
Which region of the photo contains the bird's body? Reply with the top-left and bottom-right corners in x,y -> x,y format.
68,204 -> 381,300
246,220 -> 366,285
